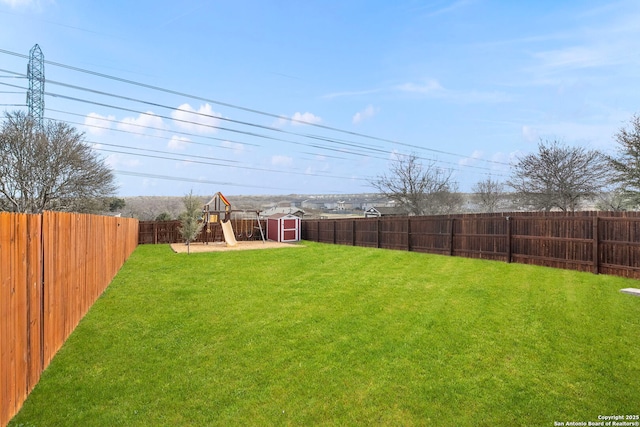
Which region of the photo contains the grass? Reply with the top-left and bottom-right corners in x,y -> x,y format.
9,242 -> 640,426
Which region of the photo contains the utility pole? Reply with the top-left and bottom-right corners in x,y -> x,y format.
27,44 -> 44,130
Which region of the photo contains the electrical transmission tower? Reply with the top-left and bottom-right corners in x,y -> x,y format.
27,44 -> 45,129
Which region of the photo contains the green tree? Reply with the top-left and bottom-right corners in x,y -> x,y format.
178,190 -> 204,254
155,212 -> 173,221
109,197 -> 126,212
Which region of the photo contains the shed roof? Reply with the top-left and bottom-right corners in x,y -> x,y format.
268,212 -> 300,220
365,206 -> 408,216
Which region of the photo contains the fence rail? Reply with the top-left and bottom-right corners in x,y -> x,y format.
302,212 -> 640,279
1,211 -> 138,427
138,219 -> 266,245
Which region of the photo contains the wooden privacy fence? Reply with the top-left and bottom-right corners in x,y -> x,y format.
139,219 -> 267,244
302,212 -> 640,279
0,211 -> 138,427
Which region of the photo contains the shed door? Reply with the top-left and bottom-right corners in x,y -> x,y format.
281,218 -> 299,242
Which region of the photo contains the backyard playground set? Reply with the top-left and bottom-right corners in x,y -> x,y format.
201,192 -> 266,246
193,192 -> 302,251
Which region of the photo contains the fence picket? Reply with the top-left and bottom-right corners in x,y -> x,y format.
301,212 -> 640,279
0,212 -> 138,427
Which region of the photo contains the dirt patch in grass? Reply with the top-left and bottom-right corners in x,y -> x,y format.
170,241 -> 303,253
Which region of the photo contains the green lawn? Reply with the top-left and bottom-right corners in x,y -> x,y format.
9,242 -> 640,426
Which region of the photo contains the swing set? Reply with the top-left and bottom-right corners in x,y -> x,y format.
202,192 -> 265,245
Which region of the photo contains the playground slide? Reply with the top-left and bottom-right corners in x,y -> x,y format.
220,220 -> 238,246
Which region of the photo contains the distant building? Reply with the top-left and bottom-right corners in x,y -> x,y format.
261,206 -> 305,218
301,199 -> 321,210
364,206 -> 407,218
337,200 -> 354,210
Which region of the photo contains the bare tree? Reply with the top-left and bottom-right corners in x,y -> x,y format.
0,111 -> 116,213
178,190 -> 204,253
370,153 -> 462,215
472,176 -> 504,213
595,189 -> 631,212
608,114 -> 640,207
507,140 -> 609,212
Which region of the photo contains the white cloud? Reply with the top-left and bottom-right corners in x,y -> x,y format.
221,140 -> 245,154
322,88 -> 383,100
389,150 -> 406,162
495,151 -> 522,166
530,121 -> 617,149
171,103 -> 221,134
397,79 -> 445,95
352,105 -> 378,124
396,78 -> 510,104
117,112 -> 164,134
459,150 -> 484,167
522,125 -> 539,142
532,45 -> 623,74
272,115 -> 289,128
272,112 -> 322,128
417,0 -> 475,17
0,0 -> 53,10
291,112 -> 322,126
271,155 -> 293,167
84,112 -> 115,135
0,0 -> 28,6
482,151 -> 517,173
174,160 -> 196,169
104,153 -> 140,169
168,135 -> 190,150
524,5 -> 640,82
141,178 -> 158,189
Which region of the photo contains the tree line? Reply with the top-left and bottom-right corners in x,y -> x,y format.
3,109 -> 640,216
371,115 -> 640,214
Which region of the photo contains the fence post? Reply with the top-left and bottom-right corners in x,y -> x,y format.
593,216 -> 599,274
377,219 -> 381,248
449,218 -> 455,256
333,220 -> 337,244
407,217 -> 412,252
506,216 -> 512,263
352,219 -> 356,246
316,221 -> 320,242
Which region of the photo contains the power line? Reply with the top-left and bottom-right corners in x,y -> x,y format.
1,68 -> 512,177
0,49 -> 511,167
49,74 -> 513,167
41,76 -> 410,161
114,170 -> 294,191
92,143 -> 369,182
46,110 -> 261,152
6,82 -> 509,184
0,58 -> 512,191
43,92 -> 506,175
43,111 -> 383,182
43,89 -> 393,162
0,81 -> 28,91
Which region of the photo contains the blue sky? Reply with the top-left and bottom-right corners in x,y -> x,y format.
1,0 -> 640,197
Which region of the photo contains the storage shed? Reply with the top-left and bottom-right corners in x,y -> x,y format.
267,213 -> 300,243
